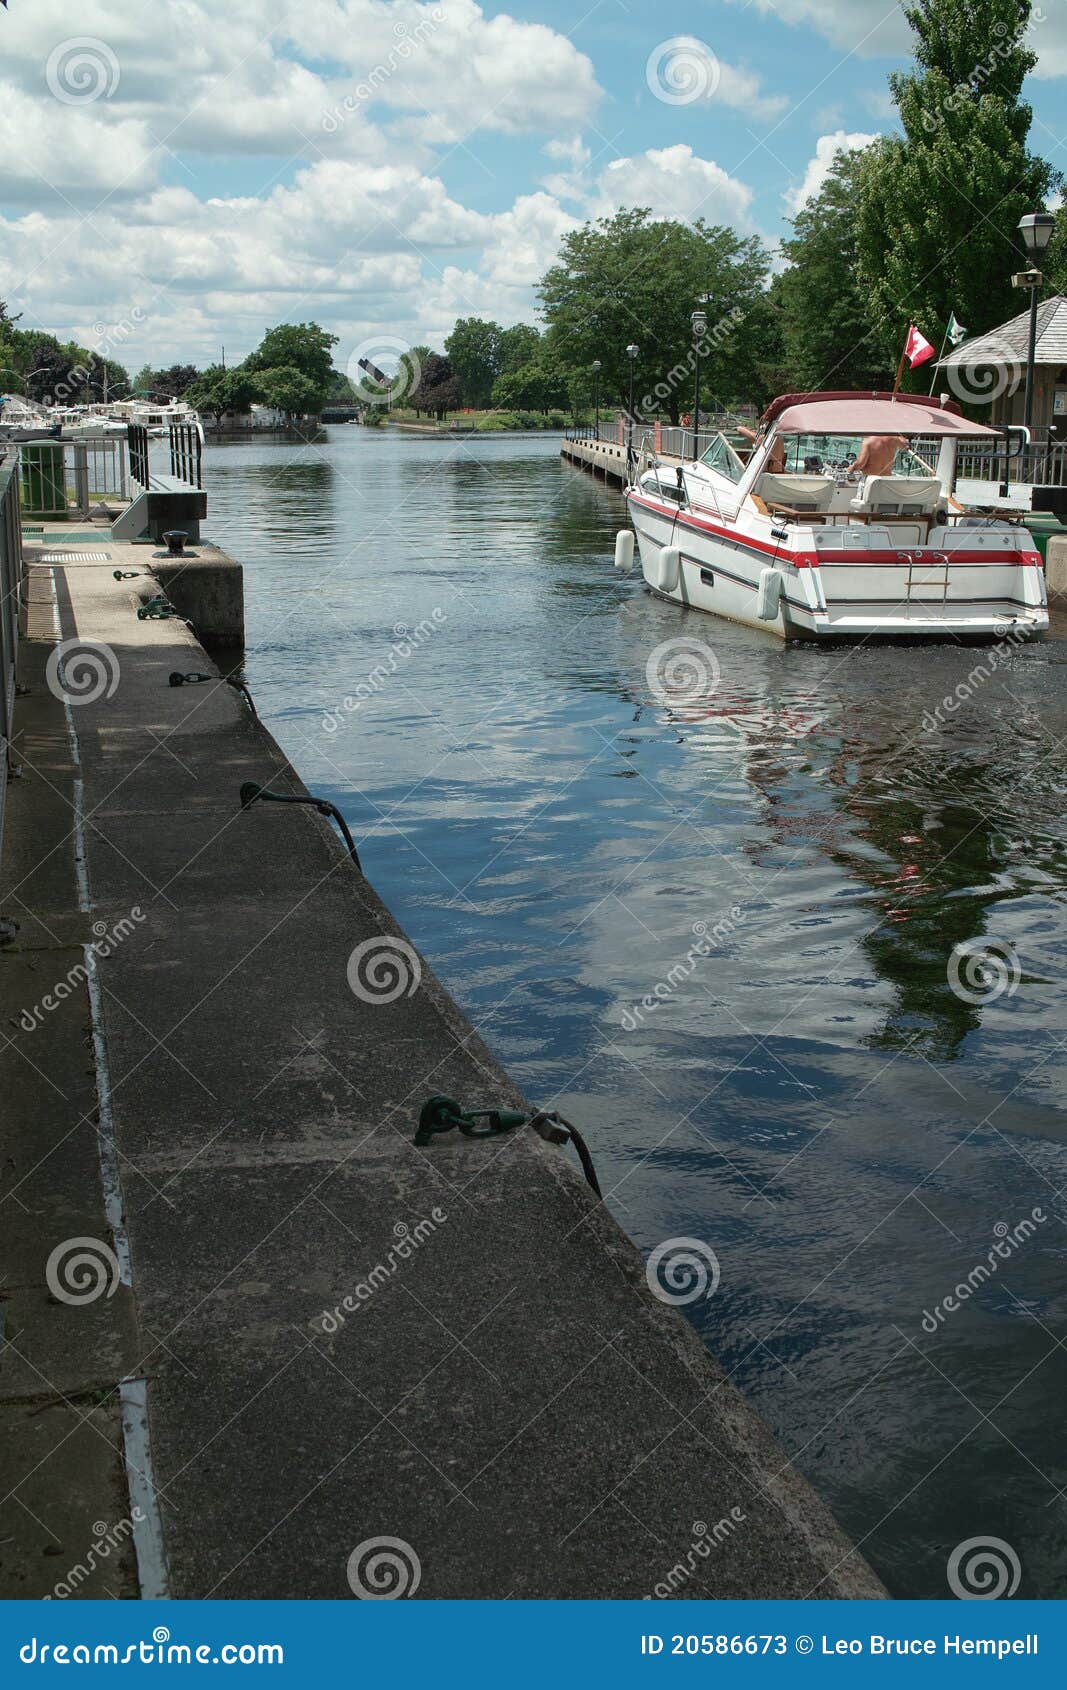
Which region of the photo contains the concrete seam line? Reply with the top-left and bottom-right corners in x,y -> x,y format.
49,567 -> 172,1602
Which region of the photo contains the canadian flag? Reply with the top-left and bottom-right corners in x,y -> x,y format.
904,324 -> 936,368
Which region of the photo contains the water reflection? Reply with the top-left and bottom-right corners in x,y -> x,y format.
205,430 -> 1067,1598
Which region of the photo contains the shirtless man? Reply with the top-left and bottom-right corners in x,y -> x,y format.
737,424 -> 785,473
849,433 -> 907,477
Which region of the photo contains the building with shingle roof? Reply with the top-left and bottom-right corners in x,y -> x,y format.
937,295 -> 1067,436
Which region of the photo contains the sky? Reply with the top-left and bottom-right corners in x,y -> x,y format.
0,0 -> 1065,378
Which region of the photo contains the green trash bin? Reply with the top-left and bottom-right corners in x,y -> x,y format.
1024,513 -> 1067,566
19,441 -> 67,519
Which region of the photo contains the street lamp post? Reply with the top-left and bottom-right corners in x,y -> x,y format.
592,358 -> 601,440
690,308 -> 708,460
1016,211 -> 1056,436
625,344 -> 639,470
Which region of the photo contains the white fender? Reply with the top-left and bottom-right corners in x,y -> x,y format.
614,530 -> 635,572
655,546 -> 681,595
757,566 -> 783,621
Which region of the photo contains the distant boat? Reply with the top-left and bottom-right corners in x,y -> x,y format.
625,389 -> 1048,641
0,393 -> 60,442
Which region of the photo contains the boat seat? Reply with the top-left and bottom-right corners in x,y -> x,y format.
850,476 -> 943,517
758,473 -> 835,513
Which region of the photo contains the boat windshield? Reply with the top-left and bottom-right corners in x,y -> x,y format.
699,433 -> 746,482
778,433 -> 934,476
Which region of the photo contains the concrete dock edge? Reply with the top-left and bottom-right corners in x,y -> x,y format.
1,536 -> 887,1601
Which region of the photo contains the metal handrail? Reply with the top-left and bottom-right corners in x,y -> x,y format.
128,421 -> 150,488
169,420 -> 203,489
0,450 -> 24,869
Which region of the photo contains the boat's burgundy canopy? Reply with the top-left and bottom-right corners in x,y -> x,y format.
761,392 -> 1000,438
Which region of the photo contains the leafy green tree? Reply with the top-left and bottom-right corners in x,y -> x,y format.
775,147 -> 889,390
245,323 -> 338,408
256,365 -> 320,418
444,318 -> 501,408
419,352 -> 464,419
397,344 -> 432,413
491,358 -> 567,413
856,0 -> 1058,373
497,323 -> 541,374
149,364 -> 199,400
539,209 -> 770,421
185,364 -> 261,420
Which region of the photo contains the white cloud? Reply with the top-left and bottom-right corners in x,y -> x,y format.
714,61 -> 791,122
729,0 -> 1067,77
589,146 -> 754,229
0,2 -> 763,366
784,129 -> 879,214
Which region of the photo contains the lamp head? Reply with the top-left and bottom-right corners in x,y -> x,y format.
1018,211 -> 1055,255
692,309 -> 708,337
626,343 -> 639,360
592,358 -> 601,372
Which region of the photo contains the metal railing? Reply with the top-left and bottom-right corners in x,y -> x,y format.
956,440 -> 1067,487
169,420 -> 203,489
566,418 -> 747,460
1,450 -> 23,867
128,421 -> 151,489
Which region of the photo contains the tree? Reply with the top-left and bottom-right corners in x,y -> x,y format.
538,209 -> 771,421
491,351 -> 568,413
150,364 -> 200,400
497,323 -> 542,374
418,353 -> 464,419
185,364 -> 261,420
256,365 -> 319,419
245,323 -> 338,409
855,0 -> 1058,374
444,318 -> 501,408
774,146 -> 889,391
398,344 -> 432,413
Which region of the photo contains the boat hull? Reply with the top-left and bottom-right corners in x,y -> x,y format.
627,492 -> 1049,643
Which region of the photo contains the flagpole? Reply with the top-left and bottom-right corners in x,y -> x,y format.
928,327 -> 949,396
893,341 -> 907,395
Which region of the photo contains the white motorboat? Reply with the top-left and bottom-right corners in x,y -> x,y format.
624,390 -> 1048,641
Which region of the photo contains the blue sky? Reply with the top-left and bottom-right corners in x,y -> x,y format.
0,0 -> 1064,372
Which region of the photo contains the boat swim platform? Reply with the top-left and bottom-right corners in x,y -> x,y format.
0,529 -> 885,1600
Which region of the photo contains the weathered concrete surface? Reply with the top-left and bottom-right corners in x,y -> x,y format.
1046,534 -> 1067,600
0,538 -> 887,1601
0,622 -> 141,1599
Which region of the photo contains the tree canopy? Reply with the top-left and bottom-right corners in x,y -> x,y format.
538,209 -> 772,420
855,0 -> 1058,368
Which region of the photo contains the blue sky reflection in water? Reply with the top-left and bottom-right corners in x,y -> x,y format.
204,428 -> 1067,1599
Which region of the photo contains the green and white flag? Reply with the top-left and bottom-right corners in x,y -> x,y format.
947,312 -> 968,347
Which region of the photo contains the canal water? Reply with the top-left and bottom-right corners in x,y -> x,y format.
204,427 -> 1067,1600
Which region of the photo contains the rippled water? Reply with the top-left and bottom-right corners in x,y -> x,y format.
204,428 -> 1067,1599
